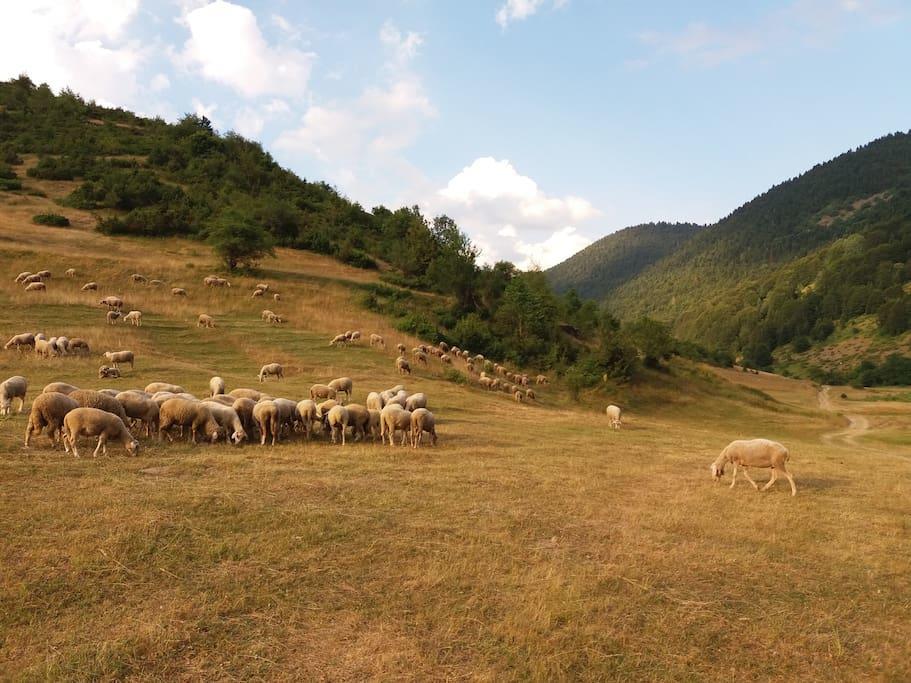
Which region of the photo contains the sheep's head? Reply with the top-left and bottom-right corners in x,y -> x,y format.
231,429 -> 246,446
126,439 -> 140,456
711,462 -> 725,480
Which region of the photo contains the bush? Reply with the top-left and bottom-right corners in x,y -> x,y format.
443,368 -> 468,385
32,213 -> 70,227
0,178 -> 22,191
0,163 -> 15,180
27,155 -> 90,180
792,336 -> 811,353
394,313 -> 436,339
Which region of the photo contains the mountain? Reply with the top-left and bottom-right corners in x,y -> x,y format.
547,222 -> 702,300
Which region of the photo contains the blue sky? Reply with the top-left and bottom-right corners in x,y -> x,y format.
2,1 -> 909,268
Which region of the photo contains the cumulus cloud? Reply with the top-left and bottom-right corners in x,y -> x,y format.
496,0 -> 568,28
181,0 -> 315,98
435,157 -> 599,269
379,20 -> 424,65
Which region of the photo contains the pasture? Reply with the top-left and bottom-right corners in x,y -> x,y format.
0,211 -> 909,679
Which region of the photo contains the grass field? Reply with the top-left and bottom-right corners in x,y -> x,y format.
1,196 -> 910,679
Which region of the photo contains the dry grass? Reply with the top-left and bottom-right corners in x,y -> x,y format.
0,204 -> 909,680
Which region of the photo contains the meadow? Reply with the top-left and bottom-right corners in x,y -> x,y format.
0,186 -> 909,680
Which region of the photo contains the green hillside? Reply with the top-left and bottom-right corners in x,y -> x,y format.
547,222 -> 702,299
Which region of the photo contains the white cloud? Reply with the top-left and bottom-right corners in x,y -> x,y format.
191,98 -> 220,128
181,1 -> 315,98
379,21 -> 424,65
233,108 -> 265,138
150,73 -> 171,91
496,0 -> 568,28
514,226 -> 592,270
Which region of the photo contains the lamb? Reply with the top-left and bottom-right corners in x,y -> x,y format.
326,405 -> 350,445
82,282 -> 98,291
25,282 -> 46,292
144,382 -> 186,395
65,268 -> 76,278
209,376 -> 226,396
370,333 -> 385,349
130,273 -> 148,285
100,296 -> 124,309
43,381 -> 79,395
67,338 -> 90,354
410,408 -> 437,448
228,387 -> 264,401
343,403 -> 370,442
25,391 -> 79,446
98,366 -> 121,379
197,314 -> 215,328
116,392 -> 160,437
159,398 -> 221,444
310,384 -> 337,401
380,404 -> 412,446
204,402 -> 247,445
711,439 -> 797,496
404,392 -> 427,411
171,287 -> 188,296
396,343 -> 406,354
14,271 -> 32,283
0,375 -> 28,415
328,377 -> 353,404
259,363 -> 284,382
295,399 -> 318,439
69,389 -> 129,422
104,350 -> 135,369
396,357 -> 411,375
605,405 -> 622,430
330,333 -> 347,347
106,310 -> 121,325
366,391 -> 384,411
253,400 -> 280,445
63,407 -> 139,458
122,310 -> 142,326
4,332 -> 35,351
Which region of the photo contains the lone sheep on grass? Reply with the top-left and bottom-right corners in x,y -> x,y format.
197,314 -> 215,328
123,310 -> 142,326
606,405 -> 622,430
104,350 -> 134,369
259,363 -> 284,382
711,438 -> 797,496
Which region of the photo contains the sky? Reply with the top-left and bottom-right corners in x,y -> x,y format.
1,1 -> 909,269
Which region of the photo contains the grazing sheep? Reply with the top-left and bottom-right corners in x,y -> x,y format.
100,296 -> 124,309
349,330 -> 361,342
65,268 -> 76,278
205,402 -> 247,445
54,337 -> 69,355
396,357 -> 411,375
343,403 -> 371,441
259,363 -> 284,382
116,392 -> 160,437
380,404 -> 412,446
82,282 -> 98,291
266,312 -> 285,325
526,389 -> 536,401
204,276 -> 230,288
328,377 -> 353,404
97,389 -> 120,398
43,381 -> 79,395
326,405 -> 350,445
404,393 -> 427,411
209,376 -> 226,396
366,391 -> 384,411
232,398 -> 257,437
711,439 -> 797,496
382,390 -> 408,408
159,398 -> 221,444
98,366 -> 121,379
367,409 -> 382,442
205,395 -> 235,406
25,282 -> 46,292
316,399 -> 338,420
255,283 -> 270,292
410,408 -> 437,448
123,310 -> 142,327
130,273 -> 148,285
22,273 -> 44,285
36,270 -> 52,279
370,333 -> 385,349
63,407 -> 139,457
296,399 -> 318,439
144,382 -> 186,395
14,271 -> 32,283
396,343 -> 406,354
0,375 -> 28,415
25,391 -> 79,446
67,338 -> 90,354
4,332 -> 36,351
34,338 -> 55,358
536,374 -> 549,385
69,389 -> 128,422
330,333 -> 347,347
171,287 -> 188,296
414,351 -> 428,366
271,399 -> 298,435
514,390 -> 524,403
228,387 -> 264,401
273,293 -> 281,301
150,279 -> 165,287
253,400 -> 280,445
605,405 -> 622,430
104,350 -> 135,369
309,384 -> 337,401
252,288 -> 265,298
261,309 -> 275,321
197,314 -> 215,328
106,310 -> 121,325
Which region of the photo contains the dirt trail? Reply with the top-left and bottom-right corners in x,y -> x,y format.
818,385 -> 871,446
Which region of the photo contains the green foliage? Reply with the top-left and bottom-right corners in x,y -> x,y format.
443,368 -> 468,385
626,317 -> 674,368
0,178 -> 21,191
0,162 -> 16,179
792,336 -> 811,353
846,354 -> 911,387
206,208 -> 275,271
32,213 -> 70,227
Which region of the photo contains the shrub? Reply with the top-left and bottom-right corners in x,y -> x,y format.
443,368 -> 468,385
0,178 -> 22,191
792,336 -> 811,353
32,213 -> 70,227
0,163 -> 15,180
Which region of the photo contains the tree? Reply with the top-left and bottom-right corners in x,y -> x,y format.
626,317 -> 674,367
207,209 -> 275,271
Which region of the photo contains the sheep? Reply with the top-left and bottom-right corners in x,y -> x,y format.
272,399 -> 298,435
82,282 -> 98,291
438,341 -> 449,352
259,363 -> 284,382
171,287 -> 188,296
296,399 -> 318,439
413,351 -> 428,366
4,332 -> 35,351
98,366 -> 121,379
526,389 -> 536,401
205,394 -> 235,406
0,375 -> 28,415
25,282 -> 46,292
343,403 -> 371,441
366,391 -> 384,411
396,357 -> 411,375
478,377 -> 494,391
34,339 -> 55,358
43,381 -> 79,395
116,392 -> 159,437
65,268 -> 76,278
54,337 -> 69,355
104,350 -> 134,369
255,283 -> 270,292
711,439 -> 797,496
328,377 -> 353,404
25,391 -> 79,446
204,402 -> 247,445
310,384 -> 337,401
266,312 -> 286,325
232,397 -> 257,437
22,273 -> 43,285
253,400 -> 280,446
159,398 -> 221,444
68,389 -> 129,424
106,310 -> 121,325
130,273 -> 148,285
100,296 -> 124,309
209,376 -> 226,396
410,408 -> 437,448
326,405 -> 350,445
36,270 -> 52,279
123,310 -> 142,327
14,271 -> 32,283
97,389 -> 121,398
536,375 -> 549,385
261,309 -> 275,321
396,343 -> 406,354
381,389 -> 408,407
67,338 -> 90,354
144,382 -> 186,395
273,293 -> 281,302
349,330 -> 361,342
440,354 -> 452,365
330,333 -> 347,347
149,279 -> 165,287
370,333 -> 385,349
316,399 -> 338,421
404,392 -> 427,411
514,390 -> 524,403
204,276 -> 230,287
197,314 -> 215,328
228,387 -> 264,401
252,289 -> 264,298
380,404 -> 412,446
62,407 -> 139,457
605,405 -> 622,430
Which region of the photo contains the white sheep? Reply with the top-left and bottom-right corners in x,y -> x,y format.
380,404 -> 412,446
100,296 -> 124,309
343,404 -> 370,442
65,268 -> 76,278
204,402 -> 247,445
171,287 -> 188,296
116,391 -> 160,437
329,333 -> 347,347
404,392 -> 427,411
63,407 -> 139,457
536,374 -> 549,385
0,375 -> 28,415
396,343 -> 406,354
261,309 -> 275,321
82,282 -> 98,291
14,271 -> 32,283
228,387 -> 264,401
259,363 -> 284,382
25,391 -> 79,446
366,391 -> 384,411
69,389 -> 129,422
159,398 -> 221,444
123,310 -> 142,326
130,273 -> 148,285
104,350 -> 135,369
410,408 -> 437,448
605,404 -> 622,430
145,382 -> 186,395
4,332 -> 35,351
369,333 -> 385,349
209,376 -> 226,396
150,279 -> 165,287
328,377 -> 353,404
396,357 -> 411,375
197,314 -> 215,328
253,400 -> 280,445
36,270 -> 51,279
295,399 -> 318,439
711,439 -> 797,496
67,338 -> 90,354
309,384 -> 337,401
98,366 -> 121,379
25,282 -> 46,292
252,289 -> 264,298
106,310 -> 121,325
43,381 -> 79,395
326,405 -> 350,445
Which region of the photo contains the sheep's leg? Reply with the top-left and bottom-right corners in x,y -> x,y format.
729,464 -> 738,488
16,397 -> 24,414
761,469 -> 778,492
741,468 -> 761,491
781,466 -> 797,496
93,436 -> 104,457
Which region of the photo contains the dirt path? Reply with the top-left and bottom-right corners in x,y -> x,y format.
818,385 -> 871,446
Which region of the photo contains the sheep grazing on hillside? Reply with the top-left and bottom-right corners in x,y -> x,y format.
123,310 -> 142,327
232,397 -> 257,436
228,387 -> 264,401
34,338 -> 55,358
82,281 -> 98,291
514,390 -> 524,403
396,343 -> 406,355
536,374 -> 549,385
22,274 -> 43,285
366,391 -> 384,411
65,268 -> 76,278
24,282 -> 46,292
63,407 -> 139,458
171,287 -> 188,297
343,404 -> 371,442
130,273 -> 148,285
98,366 -> 121,379
380,404 -> 412,446
370,333 -> 385,349
711,439 -> 797,496
272,293 -> 281,301
348,330 -> 361,342
104,350 -> 135,369
404,392 -> 427,411
525,388 -> 536,401
204,276 -> 230,287
69,389 -> 128,422
42,381 -> 79,395
252,288 -> 265,298
258,363 -> 284,382
605,404 -> 622,430
116,391 -> 160,437
309,384 -> 337,402
106,310 -> 121,325
4,332 -> 35,351
25,391 -> 79,447
410,408 -> 437,448
255,283 -> 270,292
328,377 -> 353,404
295,399 -> 318,440
100,296 -> 124,309
197,314 -> 215,328
412,350 -> 428,366
440,354 -> 452,365
253,400 -> 280,446
204,402 -> 247,445
0,375 -> 28,416
150,279 -> 165,287
144,381 -> 186,395
67,338 -> 90,354
159,398 -> 221,444
326,405 -> 350,445
395,357 -> 411,375
36,270 -> 52,279
329,333 -> 347,347
209,376 -> 226,396
14,272 -> 32,283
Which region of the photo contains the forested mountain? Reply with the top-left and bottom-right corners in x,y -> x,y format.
547,222 -> 702,299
